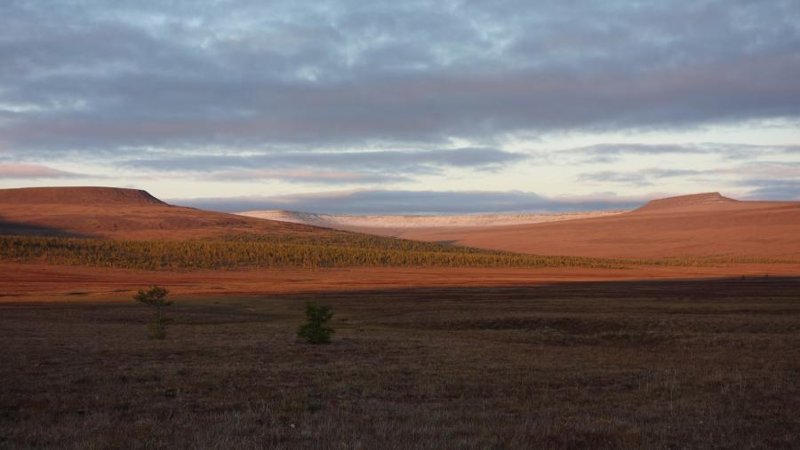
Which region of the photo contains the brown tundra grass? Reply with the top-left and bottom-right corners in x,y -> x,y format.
1,277 -> 799,448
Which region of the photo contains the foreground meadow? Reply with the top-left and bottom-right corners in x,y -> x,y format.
1,277 -> 799,448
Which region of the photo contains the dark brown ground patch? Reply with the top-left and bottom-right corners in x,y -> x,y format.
1,277 -> 799,448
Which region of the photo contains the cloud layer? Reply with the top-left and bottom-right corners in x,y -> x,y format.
123,147 -> 526,181
2,1 -> 799,209
2,0 -> 799,155
175,190 -> 643,214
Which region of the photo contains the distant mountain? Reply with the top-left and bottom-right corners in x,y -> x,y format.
0,187 -> 333,240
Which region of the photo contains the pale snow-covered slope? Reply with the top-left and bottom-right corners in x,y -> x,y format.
237,209 -> 626,230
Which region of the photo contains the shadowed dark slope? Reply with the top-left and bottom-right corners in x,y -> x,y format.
0,218 -> 88,237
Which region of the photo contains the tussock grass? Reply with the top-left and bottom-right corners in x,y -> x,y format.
627,255 -> 800,266
3,234 -> 798,272
1,278 -> 799,448
0,235 -> 621,270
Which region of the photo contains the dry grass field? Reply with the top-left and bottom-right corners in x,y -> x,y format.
2,277 -> 799,448
2,187 -> 799,448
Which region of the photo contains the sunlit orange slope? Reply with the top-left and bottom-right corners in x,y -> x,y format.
388,193 -> 800,259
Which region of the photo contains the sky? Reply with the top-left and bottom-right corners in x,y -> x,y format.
1,0 -> 799,214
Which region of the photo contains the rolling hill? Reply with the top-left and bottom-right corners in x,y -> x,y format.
3,187 -> 798,262
378,193 -> 800,259
1,186 -> 619,270
240,193 -> 800,260
0,186 -> 332,240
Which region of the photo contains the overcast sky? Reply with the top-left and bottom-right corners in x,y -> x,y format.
1,0 -> 798,213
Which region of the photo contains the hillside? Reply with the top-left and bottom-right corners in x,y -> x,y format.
304,193 -> 800,259
4,187 -> 799,261
0,186 -> 333,240
0,187 -> 629,271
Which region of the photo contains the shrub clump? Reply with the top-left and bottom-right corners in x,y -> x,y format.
298,303 -> 334,344
134,285 -> 172,339
0,234 -> 630,270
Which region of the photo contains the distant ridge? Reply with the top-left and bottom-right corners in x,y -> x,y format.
0,187 -> 167,206
239,209 -> 625,230
370,192 -> 799,259
0,186 -> 339,240
633,192 -> 738,213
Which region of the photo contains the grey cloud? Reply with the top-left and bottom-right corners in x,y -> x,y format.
173,190 -> 643,214
571,143 -> 702,156
577,162 -> 800,192
739,179 -> 800,201
577,171 -> 655,187
124,147 -> 526,173
565,143 -> 800,164
708,161 -> 800,180
1,0 -> 799,155
566,144 -> 703,164
577,168 -> 706,186
207,169 -> 409,184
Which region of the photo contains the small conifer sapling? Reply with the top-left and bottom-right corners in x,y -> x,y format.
134,286 -> 172,339
298,303 -> 334,344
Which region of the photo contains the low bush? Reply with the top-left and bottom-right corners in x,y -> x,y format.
0,235 -> 628,269
134,286 -> 172,339
298,303 -> 334,344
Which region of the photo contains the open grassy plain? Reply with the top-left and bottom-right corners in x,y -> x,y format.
2,277 -> 799,448
1,187 -> 799,448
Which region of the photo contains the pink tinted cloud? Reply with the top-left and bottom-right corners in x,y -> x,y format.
0,163 -> 80,178
208,168 -> 407,184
